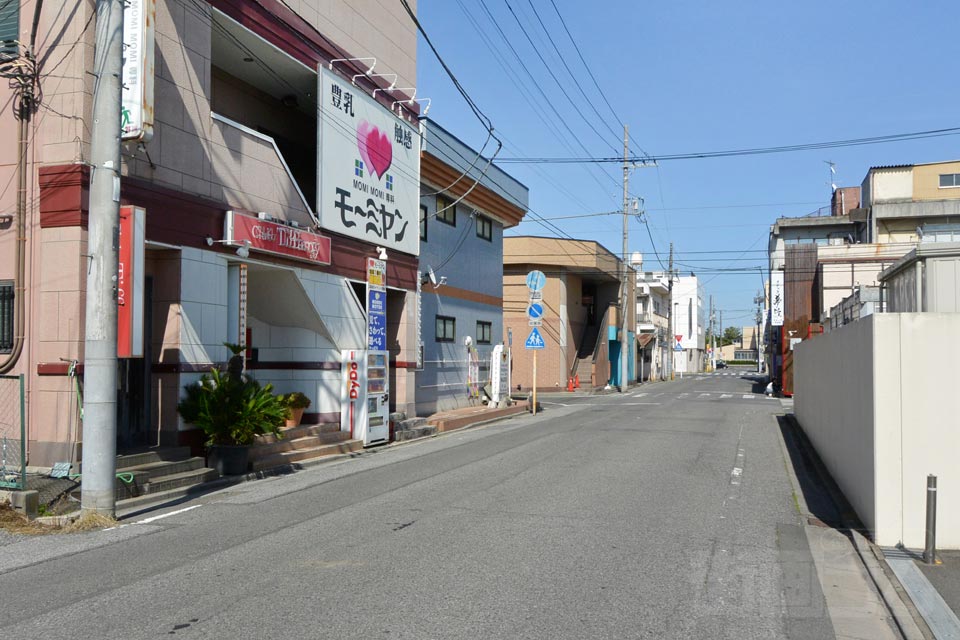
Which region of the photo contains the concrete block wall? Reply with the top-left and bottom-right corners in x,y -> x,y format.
795,313 -> 960,548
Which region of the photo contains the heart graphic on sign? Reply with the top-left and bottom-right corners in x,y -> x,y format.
356,120 -> 393,179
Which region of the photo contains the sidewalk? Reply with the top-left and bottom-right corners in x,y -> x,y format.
884,546 -> 960,639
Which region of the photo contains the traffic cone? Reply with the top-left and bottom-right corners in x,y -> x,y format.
574,374 -> 580,389
567,377 -> 574,392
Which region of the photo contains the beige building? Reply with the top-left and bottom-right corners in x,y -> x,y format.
504,237 -> 636,391
631,253 -> 670,381
863,161 -> 960,244
0,0 -> 424,467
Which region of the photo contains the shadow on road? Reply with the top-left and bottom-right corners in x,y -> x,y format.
776,414 -> 865,534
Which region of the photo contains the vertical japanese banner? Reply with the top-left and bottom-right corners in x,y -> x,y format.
317,67 -> 421,256
366,258 -> 387,350
771,271 -> 785,327
121,0 -> 155,141
117,206 -> 146,358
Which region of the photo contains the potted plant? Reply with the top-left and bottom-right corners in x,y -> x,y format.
280,392 -> 312,427
177,366 -> 287,476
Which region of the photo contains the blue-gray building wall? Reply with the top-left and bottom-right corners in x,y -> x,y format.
417,192 -> 505,414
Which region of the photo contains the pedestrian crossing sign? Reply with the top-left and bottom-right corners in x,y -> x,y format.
525,327 -> 545,350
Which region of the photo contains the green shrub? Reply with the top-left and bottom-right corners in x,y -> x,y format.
177,368 -> 286,446
279,391 -> 312,410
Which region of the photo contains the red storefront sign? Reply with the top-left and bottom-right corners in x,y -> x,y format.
224,210 -> 331,265
118,206 -> 146,358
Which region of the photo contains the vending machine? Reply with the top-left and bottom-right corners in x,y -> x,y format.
340,349 -> 390,446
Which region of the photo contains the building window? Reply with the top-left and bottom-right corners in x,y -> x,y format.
921,223 -> 960,243
476,321 -> 492,344
939,173 -> 960,188
0,1 -> 18,60
436,195 -> 456,226
476,215 -> 492,241
420,204 -> 428,241
436,315 -> 455,342
0,281 -> 13,353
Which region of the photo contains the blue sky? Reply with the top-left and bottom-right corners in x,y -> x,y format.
415,0 -> 960,326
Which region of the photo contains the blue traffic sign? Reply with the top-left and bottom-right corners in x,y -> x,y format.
526,303 -> 544,319
525,327 -> 546,350
525,270 -> 546,292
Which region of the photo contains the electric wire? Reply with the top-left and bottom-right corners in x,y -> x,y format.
495,126 -> 960,164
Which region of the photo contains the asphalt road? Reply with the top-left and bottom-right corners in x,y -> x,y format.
0,367 -> 835,639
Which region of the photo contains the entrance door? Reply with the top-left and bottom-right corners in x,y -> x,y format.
117,277 -> 153,449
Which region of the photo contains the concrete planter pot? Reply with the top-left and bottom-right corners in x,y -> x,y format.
208,444 -> 250,476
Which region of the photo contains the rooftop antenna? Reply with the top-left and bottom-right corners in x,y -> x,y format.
824,160 -> 837,194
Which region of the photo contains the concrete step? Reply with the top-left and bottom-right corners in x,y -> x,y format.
116,476 -> 244,516
250,439 -> 363,472
396,417 -> 427,431
111,447 -> 192,471
394,426 -> 436,442
254,422 -> 339,444
250,431 -> 351,456
144,467 -> 219,494
120,457 -> 207,481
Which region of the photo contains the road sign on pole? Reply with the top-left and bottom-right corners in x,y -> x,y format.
525,327 -> 545,350
527,303 -> 544,320
526,270 -> 546,292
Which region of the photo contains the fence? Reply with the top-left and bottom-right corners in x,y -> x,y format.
0,374 -> 25,490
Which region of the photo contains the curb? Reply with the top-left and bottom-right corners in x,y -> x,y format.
112,405 -> 532,521
781,413 -> 929,639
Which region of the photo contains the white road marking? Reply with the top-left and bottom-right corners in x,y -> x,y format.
624,402 -> 661,405
742,394 -> 754,400
720,394 -> 733,399
632,392 -> 648,398
678,393 -> 689,398
698,393 -> 711,398
136,505 -> 202,524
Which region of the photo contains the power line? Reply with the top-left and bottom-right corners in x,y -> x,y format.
473,0 -> 622,197
545,0 -> 649,160
494,126 -> 960,164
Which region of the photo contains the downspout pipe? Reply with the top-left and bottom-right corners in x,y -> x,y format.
0,0 -> 42,374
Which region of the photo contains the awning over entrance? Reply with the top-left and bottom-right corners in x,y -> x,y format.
246,265 -> 334,345
637,333 -> 655,348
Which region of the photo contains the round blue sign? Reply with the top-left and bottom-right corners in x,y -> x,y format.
527,303 -> 544,319
525,270 -> 546,292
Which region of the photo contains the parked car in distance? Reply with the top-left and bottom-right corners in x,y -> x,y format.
716,360 -> 727,369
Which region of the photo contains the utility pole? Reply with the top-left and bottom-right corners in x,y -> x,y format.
620,125 -> 630,392
82,0 -> 125,517
666,242 -> 674,381
719,310 -> 723,364
709,295 -> 715,371
754,289 -> 764,374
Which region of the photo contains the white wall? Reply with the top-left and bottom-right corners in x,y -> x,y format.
795,313 -> 960,548
870,167 -> 913,203
179,248 -> 230,366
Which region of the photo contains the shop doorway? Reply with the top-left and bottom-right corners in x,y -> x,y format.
117,277 -> 153,450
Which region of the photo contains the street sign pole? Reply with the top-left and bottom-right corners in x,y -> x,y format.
532,349 -> 537,416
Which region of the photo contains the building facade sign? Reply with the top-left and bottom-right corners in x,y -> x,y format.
317,67 -> 420,256
224,210 -> 332,264
367,258 -> 387,350
771,271 -> 785,327
118,206 -> 146,358
121,0 -> 155,141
